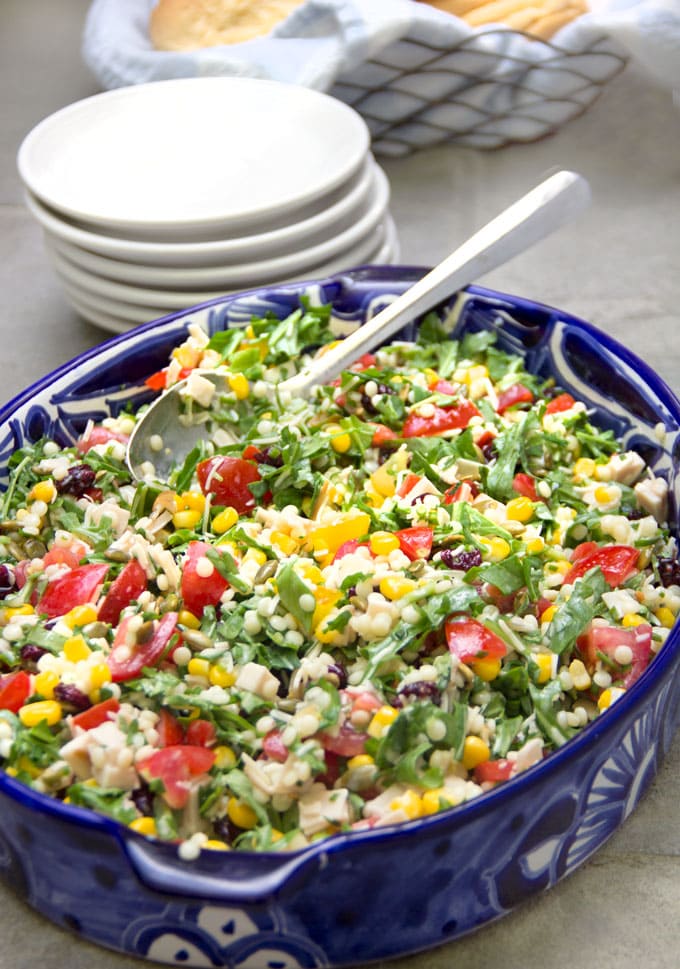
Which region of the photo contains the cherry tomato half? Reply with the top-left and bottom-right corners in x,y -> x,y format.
445,617 -> 508,663
37,563 -> 110,619
562,545 -> 639,587
137,745 -> 215,810
98,559 -> 147,626
107,612 -> 179,682
196,456 -> 261,515
0,671 -> 31,713
402,400 -> 480,438
70,697 -> 120,732
181,540 -> 229,617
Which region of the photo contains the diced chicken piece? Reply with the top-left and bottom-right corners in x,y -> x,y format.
297,783 -> 351,837
184,371 -> 217,409
84,499 -> 130,539
597,451 -> 645,485
235,661 -> 279,701
510,737 -> 544,774
634,476 -> 668,523
60,720 -> 138,790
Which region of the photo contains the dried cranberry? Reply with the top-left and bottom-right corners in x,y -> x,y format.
440,548 -> 483,571
0,564 -> 16,600
213,816 -> 237,845
56,464 -> 97,498
481,442 -> 496,462
658,557 -> 680,588
20,643 -> 48,668
54,683 -> 91,710
398,680 -> 442,703
83,487 -> 104,503
256,446 -> 283,468
132,782 -> 155,818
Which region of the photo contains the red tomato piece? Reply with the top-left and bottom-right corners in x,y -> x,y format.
262,729 -> 289,763
137,745 -> 215,810
70,697 -> 120,732
429,378 -> 459,396
563,545 -> 639,587
570,541 -> 599,564
496,383 -> 534,414
395,526 -> 434,561
319,723 -> 368,758
474,758 -> 514,784
181,541 -> 229,617
333,539 -> 371,562
185,719 -> 217,747
545,392 -> 576,414
0,671 -> 31,713
42,539 -> 90,570
371,423 -> 398,447
511,472 -> 539,502
37,563 -> 110,619
396,473 -> 422,498
76,426 -> 129,455
402,400 -> 480,438
577,623 -> 653,688
196,456 -> 261,515
157,708 -> 185,747
107,612 -> 179,682
346,689 -> 383,713
445,617 -> 508,662
98,559 -> 147,626
144,370 -> 168,391
443,481 -> 479,505
350,353 -> 377,372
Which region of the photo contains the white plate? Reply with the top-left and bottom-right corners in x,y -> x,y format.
40,166 -> 388,289
43,174 -> 391,305
24,159 -> 391,268
57,218 -> 399,333
18,77 -> 370,235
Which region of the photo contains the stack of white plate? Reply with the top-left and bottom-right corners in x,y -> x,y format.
18,77 -> 399,334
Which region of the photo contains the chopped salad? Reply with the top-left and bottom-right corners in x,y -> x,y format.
0,302 -> 678,857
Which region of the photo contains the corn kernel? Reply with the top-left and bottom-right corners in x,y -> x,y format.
347,754 -> 375,770
479,536 -> 511,562
594,485 -> 614,504
655,606 -> 676,629
367,705 -> 399,739
214,745 -> 237,770
19,700 -> 62,727
471,656 -> 502,682
622,612 -> 646,627
228,373 -> 250,400
421,788 -> 451,816
423,368 -> 439,385
597,689 -> 613,711
534,653 -> 554,684
129,816 -> 157,837
369,531 -> 401,556
209,664 -> 236,688
244,548 -> 267,567
540,604 -> 558,624
177,491 -> 206,513
227,796 -> 258,829
212,506 -> 239,534
187,658 -> 211,679
312,587 -> 343,629
326,424 -> 352,454
270,531 -> 298,556
178,609 -> 201,629
30,480 -> 56,503
462,735 -> 490,770
297,562 -> 323,585
34,670 -> 59,699
172,345 -> 201,369
573,458 -> 596,479
390,789 -> 423,820
313,622 -> 343,645
4,604 -> 34,619
17,756 -> 41,778
64,604 -> 99,629
379,575 -> 417,601
525,536 -> 545,554
203,839 -> 230,851
568,659 -> 592,691
506,496 -> 535,523
89,663 -> 112,690
63,636 -> 91,663
173,509 -> 202,530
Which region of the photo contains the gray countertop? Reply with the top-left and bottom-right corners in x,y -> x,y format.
1,2 -> 679,968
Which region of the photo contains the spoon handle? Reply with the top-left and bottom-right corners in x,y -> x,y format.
280,169 -> 590,397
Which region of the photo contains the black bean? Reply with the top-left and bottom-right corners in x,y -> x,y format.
326,662 -> 348,689
658,556 -> 680,588
132,783 -> 155,818
0,564 -> 16,599
20,643 -> 48,668
398,680 -> 442,702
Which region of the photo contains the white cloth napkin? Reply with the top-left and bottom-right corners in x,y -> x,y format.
83,0 -> 680,93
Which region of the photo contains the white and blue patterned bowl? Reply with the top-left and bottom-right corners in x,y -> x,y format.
1,267 -> 679,968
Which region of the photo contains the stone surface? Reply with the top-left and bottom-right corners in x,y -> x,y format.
0,2 -> 679,968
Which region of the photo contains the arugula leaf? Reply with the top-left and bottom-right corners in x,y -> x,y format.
374,701 -> 467,787
205,546 -> 250,594
529,680 -> 577,747
277,562 -> 314,634
545,568 -> 607,655
67,782 -> 137,825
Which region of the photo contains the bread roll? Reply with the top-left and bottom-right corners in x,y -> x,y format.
417,0 -> 588,40
149,0 -> 306,51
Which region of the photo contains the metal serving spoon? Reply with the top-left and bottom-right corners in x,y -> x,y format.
127,169 -> 590,483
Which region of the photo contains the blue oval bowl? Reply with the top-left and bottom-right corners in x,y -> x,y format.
1,267 -> 679,969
